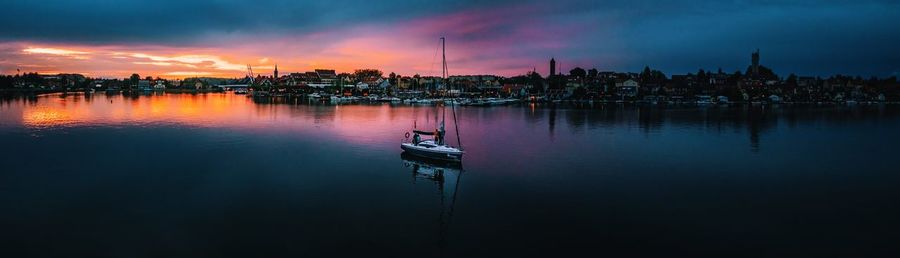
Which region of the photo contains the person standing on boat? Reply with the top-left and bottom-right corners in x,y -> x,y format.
434,128 -> 442,145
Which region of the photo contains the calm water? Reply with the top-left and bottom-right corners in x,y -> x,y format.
1,93 -> 899,257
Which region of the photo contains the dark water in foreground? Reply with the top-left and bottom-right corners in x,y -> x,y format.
1,93 -> 899,257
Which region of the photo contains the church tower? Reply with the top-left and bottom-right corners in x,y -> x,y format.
550,58 -> 556,77
274,64 -> 279,79
751,49 -> 759,77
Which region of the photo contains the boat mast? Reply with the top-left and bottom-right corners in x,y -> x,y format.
441,37 -> 447,132
441,37 -> 463,149
442,37 -> 447,82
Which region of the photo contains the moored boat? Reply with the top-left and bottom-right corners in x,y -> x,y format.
401,37 -> 464,162
401,129 -> 463,161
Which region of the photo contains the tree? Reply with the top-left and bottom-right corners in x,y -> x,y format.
388,72 -> 398,85
353,69 -> 383,82
745,65 -> 778,81
697,69 -> 708,83
1,75 -> 13,88
588,68 -> 598,79
569,67 -> 586,78
129,74 -> 140,89
528,71 -> 545,93
640,66 -> 666,83
786,74 -> 798,86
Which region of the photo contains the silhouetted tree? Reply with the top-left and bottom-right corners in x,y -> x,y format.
569,67 -> 586,78
353,69 -> 383,82
129,74 -> 140,89
588,68 -> 598,79
528,71 -> 544,93
388,72 -> 398,85
786,74 -> 798,86
698,69 -> 708,83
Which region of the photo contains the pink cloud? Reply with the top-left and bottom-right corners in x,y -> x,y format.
1,5 -> 605,78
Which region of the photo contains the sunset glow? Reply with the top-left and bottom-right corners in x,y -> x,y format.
2,1 -> 900,257
2,1 -> 899,78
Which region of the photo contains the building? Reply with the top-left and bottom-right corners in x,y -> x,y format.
550,58 -> 556,77
449,75 -> 499,91
501,84 -> 526,97
315,69 -> 337,84
137,80 -> 151,90
752,49 -> 760,78
302,69 -> 336,88
377,80 -> 392,90
615,79 -> 640,97
798,76 -> 817,88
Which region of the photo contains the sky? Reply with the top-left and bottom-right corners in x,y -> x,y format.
1,0 -> 898,79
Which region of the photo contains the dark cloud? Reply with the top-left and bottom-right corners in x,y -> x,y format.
0,0 -> 532,44
1,0 -> 898,76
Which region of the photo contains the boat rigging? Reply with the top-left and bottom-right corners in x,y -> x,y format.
400,37 -> 464,162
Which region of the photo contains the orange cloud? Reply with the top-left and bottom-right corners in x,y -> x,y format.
23,47 -> 91,59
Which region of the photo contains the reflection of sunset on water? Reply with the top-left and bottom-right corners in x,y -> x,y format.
13,94 -> 257,129
3,93 -> 472,149
23,107 -> 76,128
4,93 -> 546,166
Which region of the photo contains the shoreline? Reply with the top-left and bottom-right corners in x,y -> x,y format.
4,91 -> 898,107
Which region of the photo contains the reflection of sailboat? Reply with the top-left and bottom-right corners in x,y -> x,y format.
400,152 -> 463,254
401,37 -> 464,162
402,152 -> 462,181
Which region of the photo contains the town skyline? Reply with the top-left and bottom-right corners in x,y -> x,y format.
3,50 -> 897,81
2,1 -> 899,79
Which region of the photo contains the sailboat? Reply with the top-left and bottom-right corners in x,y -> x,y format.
401,37 -> 464,162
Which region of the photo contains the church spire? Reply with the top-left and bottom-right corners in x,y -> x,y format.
274,64 -> 279,79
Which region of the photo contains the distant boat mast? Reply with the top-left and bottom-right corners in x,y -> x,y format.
246,64 -> 255,84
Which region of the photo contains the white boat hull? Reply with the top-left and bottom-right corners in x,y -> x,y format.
401,142 -> 463,161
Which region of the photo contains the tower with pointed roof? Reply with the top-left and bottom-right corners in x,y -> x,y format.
751,49 -> 759,78
550,58 -> 556,77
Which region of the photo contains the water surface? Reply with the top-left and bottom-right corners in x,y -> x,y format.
1,93 -> 898,257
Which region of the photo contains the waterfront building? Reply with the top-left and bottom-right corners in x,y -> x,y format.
449,75 -> 499,92
377,79 -> 392,90
137,80 -> 151,90
798,76 -> 817,88
315,69 -> 337,84
616,79 -> 640,97
501,84 -> 526,97
359,77 -> 384,90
